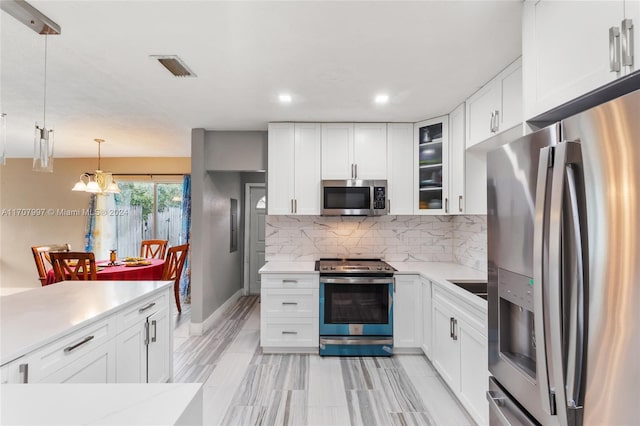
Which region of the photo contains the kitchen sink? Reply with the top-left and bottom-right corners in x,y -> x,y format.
449,281 -> 488,300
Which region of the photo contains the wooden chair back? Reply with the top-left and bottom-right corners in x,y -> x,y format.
31,243 -> 71,286
140,239 -> 168,259
49,252 -> 97,282
162,244 -> 189,313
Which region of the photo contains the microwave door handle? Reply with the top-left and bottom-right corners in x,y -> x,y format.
533,146 -> 554,416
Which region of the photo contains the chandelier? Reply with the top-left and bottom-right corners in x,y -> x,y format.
72,139 -> 120,194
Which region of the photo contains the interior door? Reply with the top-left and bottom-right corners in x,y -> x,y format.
249,186 -> 266,294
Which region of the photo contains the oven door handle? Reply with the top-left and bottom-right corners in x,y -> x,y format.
320,277 -> 394,284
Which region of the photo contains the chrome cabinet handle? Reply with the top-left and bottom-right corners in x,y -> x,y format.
282,302 -> 298,305
610,26 -> 621,72
444,197 -> 449,213
144,322 -> 150,346
351,164 -> 354,179
64,335 -> 95,353
621,19 -> 634,67
281,331 -> 298,335
291,199 -> 294,214
489,111 -> 495,133
151,319 -> 157,343
450,317 -> 454,339
282,279 -> 298,284
354,164 -> 358,179
138,302 -> 156,313
494,110 -> 500,132
458,195 -> 463,212
19,363 -> 28,384
294,199 -> 297,213
452,319 -> 458,341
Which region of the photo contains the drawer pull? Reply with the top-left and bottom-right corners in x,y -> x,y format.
64,335 -> 95,353
19,363 -> 28,384
281,331 -> 298,335
282,279 -> 298,284
282,302 -> 298,305
138,302 -> 156,313
151,320 -> 157,343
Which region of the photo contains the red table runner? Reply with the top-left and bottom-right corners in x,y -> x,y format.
45,258 -> 165,285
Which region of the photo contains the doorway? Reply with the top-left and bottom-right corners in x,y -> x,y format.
243,183 -> 266,295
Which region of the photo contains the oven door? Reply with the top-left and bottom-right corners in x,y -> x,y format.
319,277 -> 393,336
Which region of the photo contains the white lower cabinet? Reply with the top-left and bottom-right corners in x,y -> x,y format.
420,278 -> 432,358
260,273 -> 319,352
430,284 -> 488,425
393,275 -> 422,350
0,286 -> 172,385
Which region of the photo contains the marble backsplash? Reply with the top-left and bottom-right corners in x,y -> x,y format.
265,215 -> 487,272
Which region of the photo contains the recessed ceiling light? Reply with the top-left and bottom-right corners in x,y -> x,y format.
375,94 -> 389,104
279,94 -> 292,103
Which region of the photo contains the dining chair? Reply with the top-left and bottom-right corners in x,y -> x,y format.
140,239 -> 168,259
31,243 -> 71,286
49,251 -> 97,282
162,244 -> 189,314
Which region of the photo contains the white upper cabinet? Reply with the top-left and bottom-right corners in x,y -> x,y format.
353,123 -> 387,179
294,123 -> 322,215
268,123 -> 321,215
386,123 -> 414,214
466,57 -> 522,149
321,123 -> 354,179
414,116 -> 449,215
522,0 -> 638,119
448,104 -> 465,215
322,123 -> 387,180
267,123 -> 296,215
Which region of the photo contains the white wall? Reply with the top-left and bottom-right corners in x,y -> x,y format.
204,131 -> 267,172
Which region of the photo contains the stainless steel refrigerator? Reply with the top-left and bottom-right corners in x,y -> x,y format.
487,89 -> 640,425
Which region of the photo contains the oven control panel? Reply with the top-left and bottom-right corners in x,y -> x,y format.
373,186 -> 386,210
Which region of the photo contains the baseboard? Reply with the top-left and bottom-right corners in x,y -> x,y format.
189,289 -> 243,336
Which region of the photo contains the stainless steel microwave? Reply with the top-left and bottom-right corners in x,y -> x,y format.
321,180 -> 388,216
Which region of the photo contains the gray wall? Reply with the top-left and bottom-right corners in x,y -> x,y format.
191,128 -> 266,325
204,131 -> 267,171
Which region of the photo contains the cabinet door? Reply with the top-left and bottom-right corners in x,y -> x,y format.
498,58 -> 522,133
624,0 -> 640,75
523,1 -> 624,119
147,307 -> 171,383
459,321 -> 489,425
322,123 -> 354,179
39,340 -> 116,384
354,123 -> 387,179
393,275 -> 422,349
116,321 -> 147,383
431,299 -> 459,390
387,123 -> 414,214
293,123 -> 322,215
466,81 -> 499,149
267,123 -> 295,215
421,279 -> 432,358
448,104 -> 465,214
414,116 -> 449,215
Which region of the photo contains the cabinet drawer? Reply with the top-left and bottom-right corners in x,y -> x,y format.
262,289 -> 318,317
432,285 -> 486,336
261,317 -> 319,347
28,317 -> 115,382
261,275 -> 319,289
117,291 -> 168,333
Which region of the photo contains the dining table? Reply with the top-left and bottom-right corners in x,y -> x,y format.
45,258 -> 165,285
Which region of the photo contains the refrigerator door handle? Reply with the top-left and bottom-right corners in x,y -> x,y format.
533,146 -> 555,416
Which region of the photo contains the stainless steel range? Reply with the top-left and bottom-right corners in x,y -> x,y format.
316,258 -> 395,356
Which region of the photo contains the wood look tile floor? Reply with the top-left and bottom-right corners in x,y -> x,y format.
173,296 -> 475,426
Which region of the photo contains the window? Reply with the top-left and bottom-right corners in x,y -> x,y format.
113,181 -> 182,256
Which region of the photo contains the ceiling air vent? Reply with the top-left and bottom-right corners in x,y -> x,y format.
150,55 -> 196,77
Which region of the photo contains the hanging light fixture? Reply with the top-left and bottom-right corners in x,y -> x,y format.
0,113 -> 6,165
33,34 -> 54,172
72,139 -> 120,195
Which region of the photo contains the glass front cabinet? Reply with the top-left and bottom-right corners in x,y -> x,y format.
414,116 -> 449,214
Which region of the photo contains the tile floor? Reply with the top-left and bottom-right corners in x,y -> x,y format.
172,296 -> 474,426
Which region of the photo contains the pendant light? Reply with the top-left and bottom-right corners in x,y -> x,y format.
72,139 -> 120,195
33,35 -> 54,172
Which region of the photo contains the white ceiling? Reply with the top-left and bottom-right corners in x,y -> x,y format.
1,1 -> 523,158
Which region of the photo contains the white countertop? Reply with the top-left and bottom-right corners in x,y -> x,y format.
0,383 -> 203,425
259,261 -> 318,274
0,280 -> 172,365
